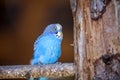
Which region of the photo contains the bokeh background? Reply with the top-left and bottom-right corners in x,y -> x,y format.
0,0 -> 73,79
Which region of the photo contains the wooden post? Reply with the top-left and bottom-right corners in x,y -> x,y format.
70,0 -> 120,80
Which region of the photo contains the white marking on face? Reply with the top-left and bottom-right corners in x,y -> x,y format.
57,32 -> 62,36
55,24 -> 62,30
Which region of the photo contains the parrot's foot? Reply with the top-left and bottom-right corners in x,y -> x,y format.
56,62 -> 62,64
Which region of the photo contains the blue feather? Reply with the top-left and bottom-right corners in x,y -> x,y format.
32,34 -> 62,65
30,23 -> 63,80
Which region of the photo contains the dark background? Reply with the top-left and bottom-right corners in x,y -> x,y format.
0,0 -> 73,66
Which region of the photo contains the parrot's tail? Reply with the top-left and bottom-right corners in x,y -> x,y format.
39,77 -> 49,80
29,77 -> 49,80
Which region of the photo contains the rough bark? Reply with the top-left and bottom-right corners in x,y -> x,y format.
70,0 -> 120,80
94,54 -> 120,80
0,63 -> 75,79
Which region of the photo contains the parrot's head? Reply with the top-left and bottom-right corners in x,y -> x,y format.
43,23 -> 63,39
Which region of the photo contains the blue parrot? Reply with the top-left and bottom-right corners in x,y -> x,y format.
31,23 -> 63,80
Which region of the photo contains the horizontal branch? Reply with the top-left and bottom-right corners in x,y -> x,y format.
0,63 -> 75,79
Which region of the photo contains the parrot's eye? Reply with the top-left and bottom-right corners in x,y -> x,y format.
55,31 -> 58,34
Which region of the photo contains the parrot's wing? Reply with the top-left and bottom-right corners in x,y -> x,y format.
33,35 -> 46,58
32,34 -> 47,65
34,34 -> 43,51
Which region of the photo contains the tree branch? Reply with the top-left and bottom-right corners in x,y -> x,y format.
0,63 -> 75,79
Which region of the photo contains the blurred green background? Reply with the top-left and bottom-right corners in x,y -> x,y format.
0,0 -> 74,79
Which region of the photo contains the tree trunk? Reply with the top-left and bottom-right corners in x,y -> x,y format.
70,0 -> 120,80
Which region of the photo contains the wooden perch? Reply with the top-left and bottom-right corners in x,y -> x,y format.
0,63 -> 75,79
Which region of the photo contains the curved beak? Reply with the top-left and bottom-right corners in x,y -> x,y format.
57,31 -> 63,38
